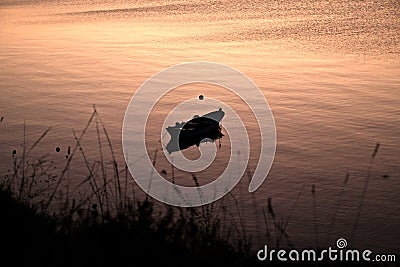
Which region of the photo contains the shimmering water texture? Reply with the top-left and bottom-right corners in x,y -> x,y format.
0,0 -> 399,251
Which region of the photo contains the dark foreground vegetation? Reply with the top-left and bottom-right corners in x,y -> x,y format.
0,186 -> 254,267
3,186 -> 394,267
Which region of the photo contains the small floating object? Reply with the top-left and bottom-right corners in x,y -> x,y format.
165,108 -> 225,154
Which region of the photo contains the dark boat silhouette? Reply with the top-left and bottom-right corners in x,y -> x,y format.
165,108 -> 225,154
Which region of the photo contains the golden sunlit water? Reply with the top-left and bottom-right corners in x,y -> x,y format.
0,0 -> 399,252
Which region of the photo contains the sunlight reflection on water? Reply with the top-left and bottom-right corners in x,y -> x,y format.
0,0 -> 399,251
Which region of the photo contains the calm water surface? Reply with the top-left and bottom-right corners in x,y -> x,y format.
0,0 -> 399,251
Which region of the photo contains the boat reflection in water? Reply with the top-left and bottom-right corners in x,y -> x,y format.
165,108 -> 225,154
